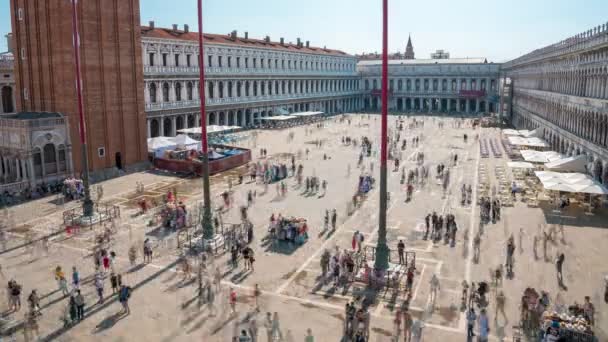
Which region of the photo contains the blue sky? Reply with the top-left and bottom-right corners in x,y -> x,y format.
0,0 -> 606,61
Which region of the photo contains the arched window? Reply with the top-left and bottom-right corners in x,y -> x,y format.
397,80 -> 402,91
245,81 -> 250,96
175,82 -> 182,101
218,81 -> 224,98
186,82 -> 193,100
208,82 -> 214,98
372,79 -> 377,90
33,148 -> 42,177
57,145 -> 67,172
236,82 -> 242,97
282,81 -> 286,94
253,81 -> 258,96
269,81 -> 273,95
43,143 -> 57,174
261,81 -> 265,96
162,82 -> 170,102
227,81 -> 233,97
1,86 -> 13,113
149,83 -> 157,103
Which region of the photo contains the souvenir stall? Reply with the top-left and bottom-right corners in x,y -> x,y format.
155,191 -> 188,230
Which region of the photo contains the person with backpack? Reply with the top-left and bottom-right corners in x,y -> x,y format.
118,284 -> 132,315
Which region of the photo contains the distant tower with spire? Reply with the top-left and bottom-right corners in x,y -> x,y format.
404,34 -> 415,59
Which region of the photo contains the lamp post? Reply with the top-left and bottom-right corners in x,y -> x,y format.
197,0 -> 214,239
70,0 -> 94,217
374,0 -> 390,272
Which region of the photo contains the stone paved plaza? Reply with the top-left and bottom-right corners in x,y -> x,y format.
1,114 -> 607,342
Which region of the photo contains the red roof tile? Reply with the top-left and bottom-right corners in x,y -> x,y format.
141,26 -> 351,57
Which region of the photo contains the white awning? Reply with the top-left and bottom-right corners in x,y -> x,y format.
520,150 -> 564,163
545,155 -> 587,173
502,129 -> 520,136
534,171 -> 608,194
508,136 -> 550,148
177,125 -> 240,134
507,161 -> 535,169
259,115 -> 297,121
290,111 -> 324,117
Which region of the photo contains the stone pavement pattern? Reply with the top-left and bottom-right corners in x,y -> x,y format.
1,114 -> 607,341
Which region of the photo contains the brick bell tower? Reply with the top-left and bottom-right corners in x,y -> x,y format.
10,0 -> 148,179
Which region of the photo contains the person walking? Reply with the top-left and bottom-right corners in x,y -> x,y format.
397,240 -> 405,264
110,272 -> 119,294
95,276 -> 104,304
68,295 -> 78,324
556,252 -> 565,286
229,287 -> 237,315
430,273 -> 440,306
253,283 -> 261,311
248,317 -> 258,342
72,266 -> 80,289
331,209 -> 337,230
466,307 -> 476,338
478,308 -> 489,342
271,312 -> 283,341
118,284 -> 132,315
263,312 -> 273,342
74,289 -> 85,321
27,289 -> 41,316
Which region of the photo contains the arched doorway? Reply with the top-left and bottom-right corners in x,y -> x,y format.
594,160 -> 603,183
219,112 -> 225,125
1,86 -> 14,113
187,115 -> 195,128
237,111 -> 243,126
209,112 -> 216,125
228,111 -> 235,126
150,119 -> 160,137
176,116 -> 185,131
397,98 -> 403,111
163,118 -> 172,136
43,143 -> 57,175
115,152 -> 123,170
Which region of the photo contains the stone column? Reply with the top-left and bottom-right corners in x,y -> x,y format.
170,116 -> 177,136
159,117 -> 165,136
476,99 -> 480,113
28,156 -> 36,187
465,99 -> 470,114
147,120 -> 151,138
15,159 -> 21,181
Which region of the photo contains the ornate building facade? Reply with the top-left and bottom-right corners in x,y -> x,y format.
141,24 -> 361,137
358,58 -> 500,114
502,22 -> 608,184
0,50 -> 15,115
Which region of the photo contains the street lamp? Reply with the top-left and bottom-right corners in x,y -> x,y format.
197,0 -> 214,240
374,0 -> 390,273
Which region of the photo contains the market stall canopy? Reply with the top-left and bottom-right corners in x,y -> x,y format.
534,171 -> 608,194
259,115 -> 297,121
507,161 -> 535,169
173,134 -> 199,146
507,136 -> 550,148
503,129 -> 542,138
520,150 -> 564,163
545,155 -> 587,173
147,136 -> 175,150
290,111 -> 324,117
177,125 -> 240,134
502,129 -> 520,136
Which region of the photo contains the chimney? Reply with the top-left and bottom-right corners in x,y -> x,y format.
244,32 -> 249,39
297,38 -> 301,46
264,36 -> 270,43
172,24 -> 178,31
230,30 -> 237,40
148,21 -> 155,29
6,33 -> 13,54
306,41 -> 310,48
184,24 -> 189,33
280,37 -> 284,45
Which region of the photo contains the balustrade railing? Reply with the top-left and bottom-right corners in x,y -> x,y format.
143,64 -> 357,77
145,90 -> 362,111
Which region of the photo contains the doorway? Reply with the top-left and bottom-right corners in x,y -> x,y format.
115,152 -> 123,170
